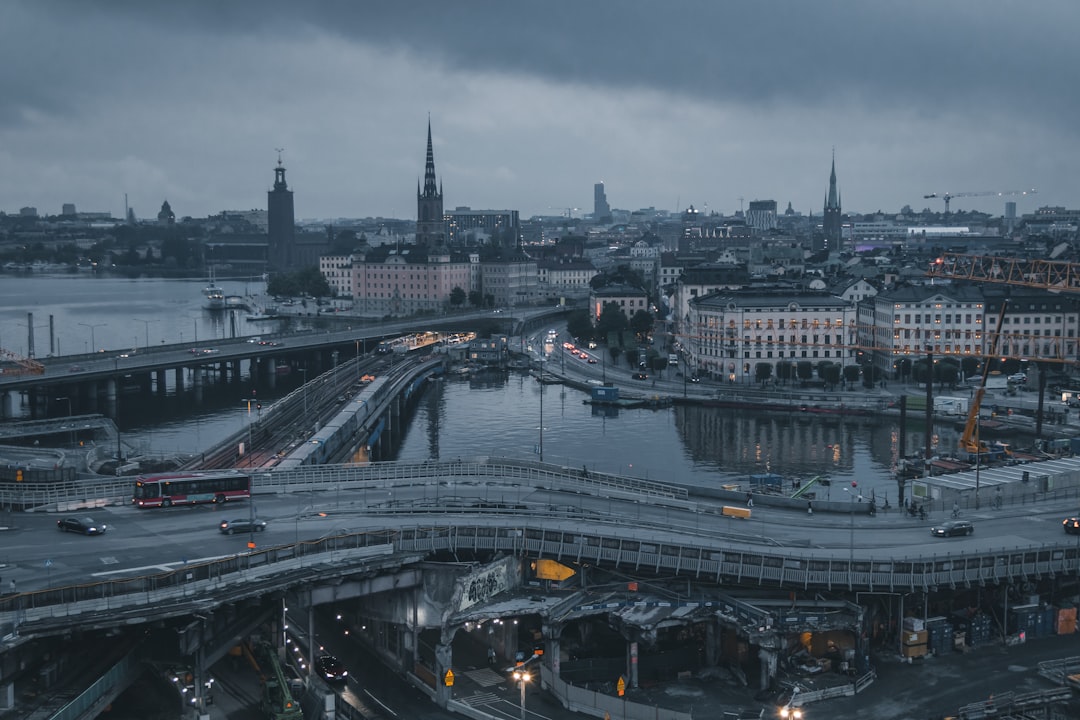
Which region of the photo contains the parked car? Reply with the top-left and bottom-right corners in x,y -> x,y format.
632,372 -> 648,380
1008,373 -> 1027,384
219,518 -> 267,534
1064,517 -> 1080,535
314,654 -> 348,683
57,517 -> 107,535
931,520 -> 974,537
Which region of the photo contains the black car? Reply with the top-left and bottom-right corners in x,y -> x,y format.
1064,517 -> 1080,535
632,372 -> 648,380
314,654 -> 348,683
219,518 -> 268,534
57,517 -> 107,535
931,520 -> 974,537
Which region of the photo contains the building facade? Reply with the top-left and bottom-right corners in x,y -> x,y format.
686,290 -> 858,383
590,285 -> 650,323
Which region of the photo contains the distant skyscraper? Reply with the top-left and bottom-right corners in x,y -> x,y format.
746,200 -> 778,231
1005,201 -> 1017,234
823,153 -> 842,250
268,154 -> 295,270
416,120 -> 446,246
594,182 -> 612,223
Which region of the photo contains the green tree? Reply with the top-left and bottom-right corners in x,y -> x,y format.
775,360 -> 792,385
755,362 -> 773,385
843,364 -> 861,386
821,362 -> 841,389
449,286 -> 466,307
609,345 -> 622,365
595,302 -> 629,338
649,356 -> 669,376
566,310 -> 593,343
468,290 -> 484,307
796,361 -> 813,385
630,309 -> 654,338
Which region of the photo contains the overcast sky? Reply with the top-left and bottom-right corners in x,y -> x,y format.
1,1 -> 1075,222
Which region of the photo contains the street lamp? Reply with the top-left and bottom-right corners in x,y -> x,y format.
113,357 -> 123,462
78,321 -> 107,352
975,413 -> 981,509
844,483 -> 859,571
511,669 -> 530,720
135,318 -> 158,350
538,358 -> 545,462
300,366 -> 309,417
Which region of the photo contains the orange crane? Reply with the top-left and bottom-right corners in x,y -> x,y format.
928,253 -> 1080,293
923,188 -> 1036,213
958,301 -> 1012,461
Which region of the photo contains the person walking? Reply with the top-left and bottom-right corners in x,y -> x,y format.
746,492 -> 754,508
487,647 -> 496,666
807,500 -> 813,516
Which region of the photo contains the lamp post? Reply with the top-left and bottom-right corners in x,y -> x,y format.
844,483 -> 859,570
538,358 -> 545,462
113,357 -> 123,462
975,413 -> 981,509
135,318 -> 158,350
512,669 -> 530,720
300,367 -> 309,417
355,339 -> 362,384
78,321 -> 107,352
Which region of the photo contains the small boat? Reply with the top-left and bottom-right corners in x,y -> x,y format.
203,268 -> 225,310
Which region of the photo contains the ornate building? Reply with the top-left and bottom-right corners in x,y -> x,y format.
416,121 -> 446,246
267,154 -> 295,270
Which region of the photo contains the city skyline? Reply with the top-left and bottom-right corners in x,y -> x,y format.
1,2 -> 1076,221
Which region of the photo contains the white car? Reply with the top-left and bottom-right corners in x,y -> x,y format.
1008,373 -> 1027,384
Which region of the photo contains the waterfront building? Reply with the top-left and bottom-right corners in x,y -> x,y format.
480,251 -> 539,307
590,284 -> 649,323
268,154 -> 296,270
670,263 -> 751,335
685,289 -> 857,383
535,257 -> 597,301
330,244 -> 475,316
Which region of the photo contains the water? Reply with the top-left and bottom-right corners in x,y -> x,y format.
0,273 -> 952,501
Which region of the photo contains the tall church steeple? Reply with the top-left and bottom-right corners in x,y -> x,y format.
823,150 -> 842,251
416,118 -> 446,246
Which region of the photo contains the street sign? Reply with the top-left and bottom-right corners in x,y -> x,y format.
617,676 -> 625,697
444,669 -> 455,686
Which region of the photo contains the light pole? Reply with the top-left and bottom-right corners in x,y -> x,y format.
56,396 -> 73,446
78,321 -> 107,352
113,357 -> 123,462
538,358 -> 545,462
975,414 -> 981,509
355,339 -> 361,384
512,669 -> 530,720
844,483 -> 859,570
135,318 -> 158,350
300,367 -> 309,417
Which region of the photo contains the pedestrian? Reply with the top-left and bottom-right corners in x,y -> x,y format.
746,492 -> 753,508
487,647 -> 496,666
807,500 -> 813,516
8,579 -> 14,594
952,501 -> 960,518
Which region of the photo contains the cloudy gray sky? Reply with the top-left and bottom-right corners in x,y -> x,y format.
1,1 -> 1075,222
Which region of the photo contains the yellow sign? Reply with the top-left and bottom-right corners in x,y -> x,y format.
617,676 -> 625,697
444,669 -> 455,686
535,558 -> 576,582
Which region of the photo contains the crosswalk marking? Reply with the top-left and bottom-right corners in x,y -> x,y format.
459,692 -> 501,707
462,668 -> 507,687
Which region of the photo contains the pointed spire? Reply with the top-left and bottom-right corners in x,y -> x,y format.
825,149 -> 840,211
422,118 -> 439,199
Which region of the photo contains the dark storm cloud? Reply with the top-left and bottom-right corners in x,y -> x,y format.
27,0 -> 1080,132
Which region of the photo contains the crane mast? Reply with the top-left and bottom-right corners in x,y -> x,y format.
958,300 -> 1010,459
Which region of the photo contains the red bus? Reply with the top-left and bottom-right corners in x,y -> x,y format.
133,470 -> 251,508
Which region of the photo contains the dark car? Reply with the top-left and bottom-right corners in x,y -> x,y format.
314,654 -> 348,683
1064,517 -> 1080,535
57,517 -> 107,535
931,520 -> 974,537
632,372 -> 648,380
689,375 -> 701,383
219,518 -> 267,534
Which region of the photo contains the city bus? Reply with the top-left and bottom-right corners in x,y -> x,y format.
132,470 -> 251,508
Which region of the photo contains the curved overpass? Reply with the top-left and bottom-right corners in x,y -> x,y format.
3,456 -> 1079,639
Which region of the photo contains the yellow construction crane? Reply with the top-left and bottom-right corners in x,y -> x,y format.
923,188 -> 1036,213
928,253 -> 1080,293
958,301 -> 1012,460
0,347 -> 45,376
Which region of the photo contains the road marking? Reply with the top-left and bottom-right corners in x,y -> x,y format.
463,668 -> 507,687
458,692 -> 501,707
91,554 -> 235,577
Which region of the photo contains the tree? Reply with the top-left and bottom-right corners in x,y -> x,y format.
630,309 -> 654,338
843,364 -> 861,386
609,345 -> 622,365
624,348 -> 639,367
797,361 -> 813,385
960,356 -> 979,382
468,290 -> 484,307
566,310 -> 593,343
449,286 -> 466,307
595,302 -> 629,338
755,362 -> 773,385
821,362 -> 841,389
649,356 -> 669,376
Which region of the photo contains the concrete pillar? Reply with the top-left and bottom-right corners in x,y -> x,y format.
757,647 -> 777,691
156,369 -> 166,394
628,637 -> 639,689
106,378 -> 118,419
231,359 -> 241,381
704,620 -> 719,667
541,623 -> 562,684
175,367 -> 185,393
193,368 -> 203,404
434,639 -> 454,708
0,391 -> 9,420
0,680 -> 13,710
267,361 -> 277,391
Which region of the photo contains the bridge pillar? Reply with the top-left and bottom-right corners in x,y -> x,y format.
156,368 -> 166,395
82,379 -> 98,413
434,636 -> 454,709
175,367 -> 185,393
0,679 -> 12,710
193,367 -> 203,403
704,619 -> 719,668
0,391 -> 9,420
106,378 -> 118,419
541,622 -> 563,682
231,359 -> 241,382
757,647 -> 778,691
266,359 -> 277,391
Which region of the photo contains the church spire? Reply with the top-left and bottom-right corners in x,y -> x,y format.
421,119 -> 439,199
825,150 -> 839,211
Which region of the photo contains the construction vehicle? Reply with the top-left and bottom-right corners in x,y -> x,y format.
251,641 -> 304,720
958,302 -> 1013,462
